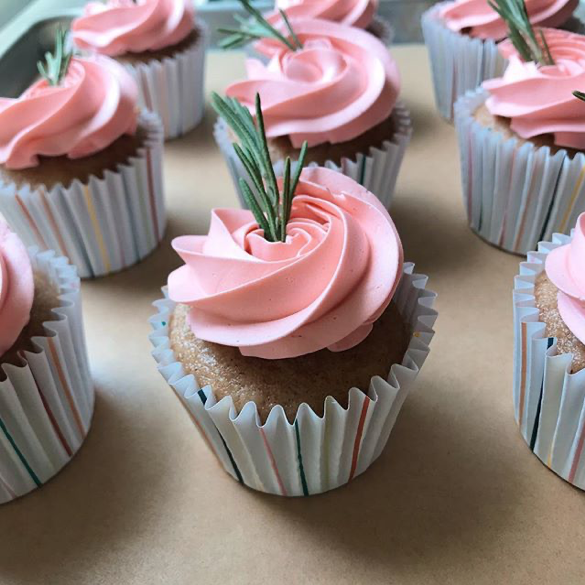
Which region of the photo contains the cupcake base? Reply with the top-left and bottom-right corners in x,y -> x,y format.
0,249 -> 93,504
514,233 -> 585,490
0,111 -> 165,279
455,89 -> 585,255
214,103 -> 412,210
150,263 -> 437,497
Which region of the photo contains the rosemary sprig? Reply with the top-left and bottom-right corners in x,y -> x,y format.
488,0 -> 554,66
212,92 -> 308,243
573,91 -> 585,102
218,0 -> 302,51
37,27 -> 73,87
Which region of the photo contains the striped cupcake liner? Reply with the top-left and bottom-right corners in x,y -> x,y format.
149,263 -> 437,497
455,90 -> 585,256
214,102 -> 412,211
421,2 -> 507,122
514,232 -> 585,490
0,248 -> 93,505
126,22 -> 208,140
0,111 -> 165,280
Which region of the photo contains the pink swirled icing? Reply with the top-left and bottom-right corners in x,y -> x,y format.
168,167 -> 403,360
546,213 -> 585,345
483,28 -> 585,150
268,0 -> 378,29
0,222 -> 34,357
227,19 -> 399,148
0,56 -> 138,170
440,0 -> 578,40
72,0 -> 194,57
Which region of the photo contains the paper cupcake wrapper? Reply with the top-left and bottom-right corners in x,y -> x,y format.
421,2 -> 507,122
0,249 -> 93,504
126,22 -> 208,140
149,263 -> 437,497
214,102 -> 412,210
454,89 -> 585,256
0,111 -> 165,280
513,232 -> 585,490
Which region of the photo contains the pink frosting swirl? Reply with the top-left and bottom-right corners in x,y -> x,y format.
0,222 -> 34,357
269,0 -> 378,29
483,28 -> 585,150
227,19 -> 399,148
440,0 -> 578,40
0,56 -> 138,170
72,0 -> 194,57
168,167 -> 403,360
546,213 -> 585,345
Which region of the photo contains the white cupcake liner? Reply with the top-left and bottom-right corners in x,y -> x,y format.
214,102 -> 412,210
514,231 -> 585,490
0,111 -> 165,280
421,2 -> 507,122
126,22 -> 208,140
149,263 -> 437,497
454,89 -> 585,256
0,248 -> 93,504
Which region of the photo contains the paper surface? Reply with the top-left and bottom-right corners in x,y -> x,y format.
0,48 -> 584,585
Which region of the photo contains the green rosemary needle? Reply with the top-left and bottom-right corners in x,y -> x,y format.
37,27 -> 73,87
212,91 -> 308,243
488,0 -> 554,66
573,90 -> 585,102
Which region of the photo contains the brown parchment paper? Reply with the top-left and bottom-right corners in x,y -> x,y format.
0,46 -> 584,585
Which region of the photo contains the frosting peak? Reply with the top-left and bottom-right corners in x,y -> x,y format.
546,213 -> 585,345
483,28 -> 585,150
0,222 -> 34,357
227,19 -> 400,148
72,0 -> 194,57
440,0 -> 578,40
270,0 -> 378,29
0,56 -> 138,170
168,167 -> 403,360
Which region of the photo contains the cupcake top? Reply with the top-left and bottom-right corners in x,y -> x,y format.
71,0 -> 194,57
226,19 -> 400,149
482,28 -> 585,150
168,167 -> 403,360
268,0 -> 378,29
0,56 -> 138,170
440,0 -> 577,40
546,213 -> 585,345
0,222 -> 34,357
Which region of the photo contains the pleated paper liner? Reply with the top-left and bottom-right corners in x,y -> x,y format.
150,263 -> 437,497
454,89 -> 585,256
0,110 -> 165,280
127,21 -> 208,141
514,232 -> 585,490
0,249 -> 93,504
421,2 -> 507,122
214,102 -> 412,211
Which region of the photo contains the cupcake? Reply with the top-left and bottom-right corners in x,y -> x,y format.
0,38 -> 165,279
72,0 -> 207,140
513,213 -> 585,489
0,221 -> 93,504
454,27 -> 585,256
152,95 -> 436,496
215,19 -> 412,210
422,0 -> 579,121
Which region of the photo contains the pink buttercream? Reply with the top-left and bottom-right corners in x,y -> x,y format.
227,19 -> 399,148
0,222 -> 34,357
546,213 -> 585,345
72,0 -> 194,57
0,56 -> 138,170
440,0 -> 578,40
168,167 -> 403,360
268,0 -> 378,29
483,28 -> 585,150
